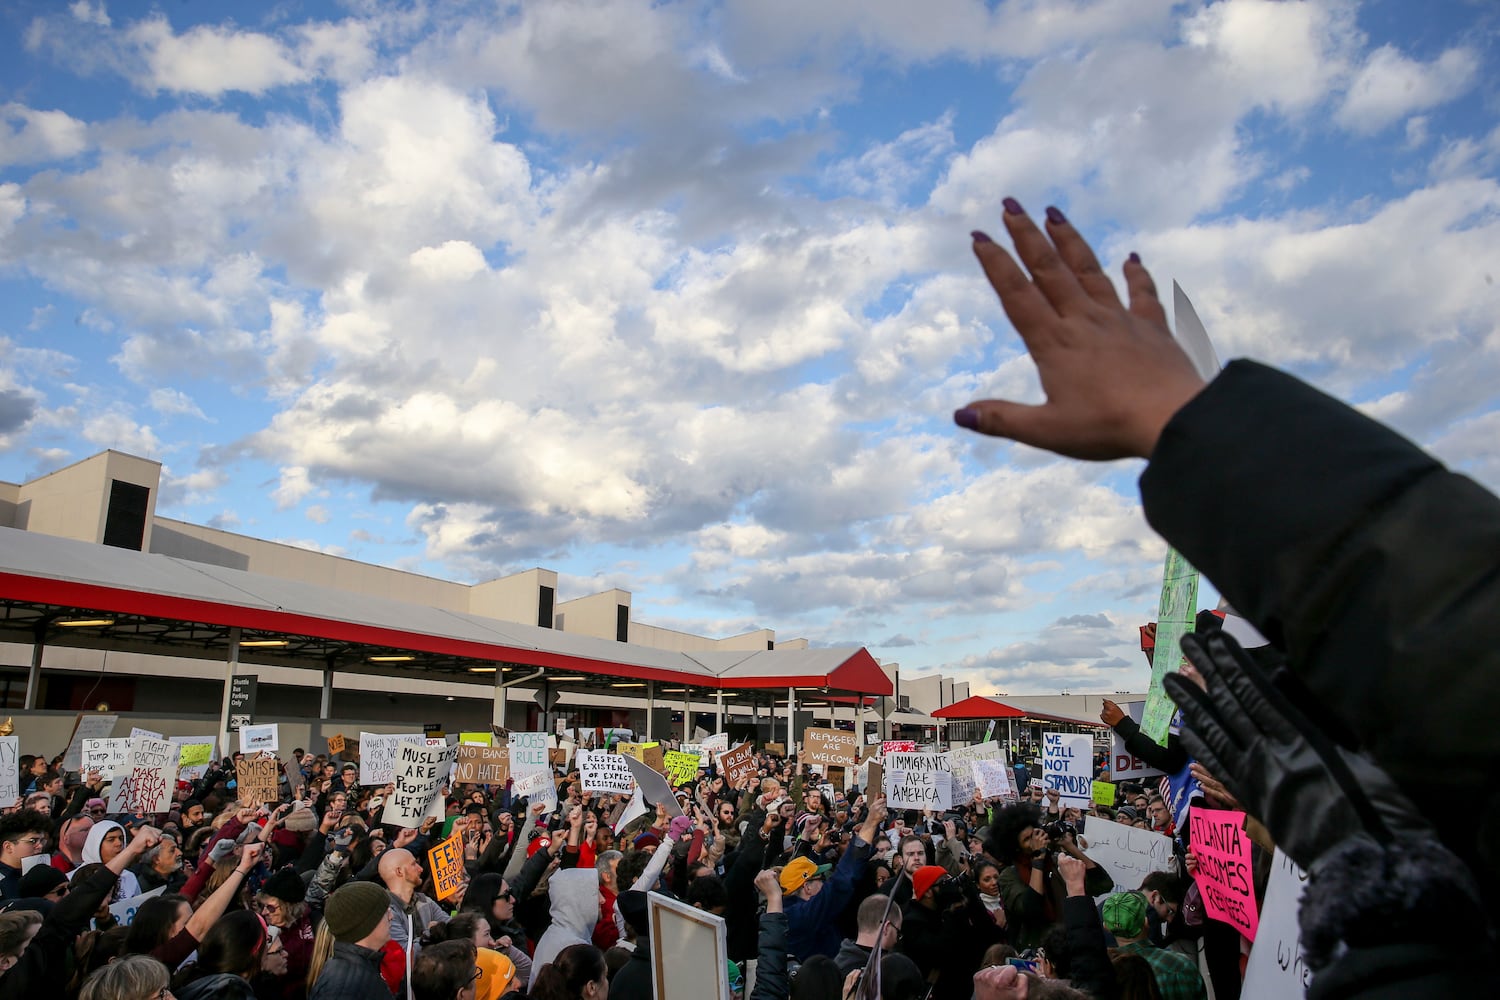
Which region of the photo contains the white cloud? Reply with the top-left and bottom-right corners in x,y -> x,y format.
271,465 -> 315,510
128,17 -> 308,96
80,408 -> 163,457
1337,44 -> 1480,134
148,387 -> 207,419
69,2 -> 109,28
0,104 -> 89,166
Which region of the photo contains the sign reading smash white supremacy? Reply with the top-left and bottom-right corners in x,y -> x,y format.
884,752 -> 952,809
382,740 -> 456,828
579,750 -> 636,795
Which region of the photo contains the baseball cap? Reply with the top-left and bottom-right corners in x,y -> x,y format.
911,864 -> 948,901
1101,891 -> 1148,936
778,857 -> 831,894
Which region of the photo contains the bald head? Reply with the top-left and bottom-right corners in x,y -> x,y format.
378,848 -> 416,889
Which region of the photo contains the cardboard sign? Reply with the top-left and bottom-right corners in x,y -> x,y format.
512,769 -> 556,812
327,734 -> 346,756
716,743 -> 758,787
428,829 -> 466,902
663,750 -> 702,786
579,750 -> 636,795
864,761 -> 883,800
1189,808 -> 1260,939
884,753 -> 951,809
122,737 -> 176,813
1078,817 -> 1174,899
63,714 -> 119,772
1092,781 -> 1116,806
972,758 -> 1016,800
452,745 -> 509,784
945,741 -> 1005,805
382,741 -> 456,828
0,737 -> 14,801
239,723 -> 279,755
880,740 -> 917,756
509,732 -> 549,779
359,732 -> 425,785
1242,850 -> 1311,998
82,738 -> 130,781
764,742 -> 785,757
642,743 -> 665,774
236,755 -> 281,805
1041,732 -> 1092,807
648,890 -> 731,1000
804,728 -> 858,767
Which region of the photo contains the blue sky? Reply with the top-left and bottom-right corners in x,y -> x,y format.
2,1 -> 1498,696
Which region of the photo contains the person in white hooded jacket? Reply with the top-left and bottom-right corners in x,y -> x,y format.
530,867 -> 600,976
71,821 -> 140,902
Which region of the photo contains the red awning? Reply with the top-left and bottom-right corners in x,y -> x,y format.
930,695 -> 1029,720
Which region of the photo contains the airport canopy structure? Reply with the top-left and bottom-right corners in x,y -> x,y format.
931,694 -> 1106,729
0,527 -> 892,735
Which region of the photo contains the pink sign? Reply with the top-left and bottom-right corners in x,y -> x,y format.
881,740 -> 917,755
1189,808 -> 1260,940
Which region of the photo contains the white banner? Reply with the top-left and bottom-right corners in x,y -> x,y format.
1076,817 -> 1175,898
360,732 -> 426,785
944,741 -> 1005,806
1042,732 -> 1092,807
1242,850 -> 1311,998
579,750 -> 636,795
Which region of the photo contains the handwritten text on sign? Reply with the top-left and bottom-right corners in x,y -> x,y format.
884,753 -> 952,809
717,743 -> 758,787
662,750 -> 702,786
579,750 -> 636,795
236,755 -> 280,805
1241,850 -> 1310,999
360,732 -> 425,785
945,741 -> 1004,804
428,830 -> 466,902
804,728 -> 858,767
122,737 -> 176,813
452,745 -> 510,785
382,741 -> 456,828
1079,818 -> 1174,900
1189,808 -> 1260,940
1041,732 -> 1092,807
510,732 -> 550,778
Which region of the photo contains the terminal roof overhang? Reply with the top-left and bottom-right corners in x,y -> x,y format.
931,694 -> 1105,729
0,527 -> 892,698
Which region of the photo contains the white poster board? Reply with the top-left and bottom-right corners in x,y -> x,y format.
360,732 -> 426,785
509,732 -> 550,779
123,737 -> 177,813
1042,732 -> 1092,807
108,885 -> 167,926
0,737 -> 18,798
648,890 -> 729,1000
64,714 -> 119,772
972,758 -> 1018,801
579,751 -> 636,795
945,741 -> 1005,806
82,738 -> 131,781
1241,850 -> 1311,998
512,769 -> 556,813
239,723 -> 279,755
1077,817 -> 1175,898
884,753 -> 952,810
1111,701 -> 1166,781
381,740 -> 456,828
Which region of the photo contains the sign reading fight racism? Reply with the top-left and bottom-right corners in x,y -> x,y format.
382,740 -> 456,828
452,745 -> 509,785
717,743 -> 757,787
236,754 -> 280,806
579,750 -> 636,795
884,752 -> 952,809
804,728 -> 858,767
429,830 -> 466,902
1189,808 -> 1260,939
360,732 -> 425,785
1041,732 -> 1092,807
123,737 -> 177,813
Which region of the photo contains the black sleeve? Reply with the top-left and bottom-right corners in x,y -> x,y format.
1139,359 -> 1500,893
1111,717 -> 1190,775
1061,895 -> 1118,1000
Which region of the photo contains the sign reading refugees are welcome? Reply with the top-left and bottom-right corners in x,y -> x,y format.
1189,808 -> 1260,939
804,728 -> 857,767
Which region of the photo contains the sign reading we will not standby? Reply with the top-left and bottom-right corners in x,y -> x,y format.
1042,732 -> 1092,807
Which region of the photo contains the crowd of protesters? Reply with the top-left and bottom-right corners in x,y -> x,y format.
3,206 -> 1496,1000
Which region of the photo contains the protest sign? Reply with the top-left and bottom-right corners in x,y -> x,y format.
509,732 -> 549,778
972,758 -> 1016,800
580,750 -> 636,795
452,745 -> 509,784
359,732 -> 425,785
641,743 -> 665,774
622,755 -> 684,818
648,889 -> 730,1000
0,737 -> 14,799
382,740 -> 456,828
702,733 -> 729,753
458,732 -> 492,746
82,738 -> 130,780
512,769 -> 556,812
121,737 -> 175,813
174,740 -> 215,768
236,754 -> 280,805
864,761 -> 882,799
716,742 -> 757,787
1141,547 -> 1200,742
1110,702 -> 1164,780
129,727 -> 163,741
1092,781 -> 1116,806
239,723 -> 279,755
327,734 -> 346,756
1242,850 -> 1311,998
884,753 -> 951,809
881,740 -> 917,756
945,741 -> 1004,804
663,750 -> 702,786
679,743 -> 710,768
1078,818 -> 1174,899
764,742 -> 785,756
109,886 -> 166,926
1041,732 -> 1092,807
428,830 -> 466,902
63,714 -> 119,771
804,728 -> 858,767
1189,808 -> 1260,939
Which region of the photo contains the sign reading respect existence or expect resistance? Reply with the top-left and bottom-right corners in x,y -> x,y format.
579,750 -> 636,795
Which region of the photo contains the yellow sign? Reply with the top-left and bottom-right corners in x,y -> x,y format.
663,750 -> 701,786
1091,780 -> 1116,806
177,743 -> 213,767
458,732 -> 492,746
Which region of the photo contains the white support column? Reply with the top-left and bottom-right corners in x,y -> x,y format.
217,627 -> 241,758
787,686 -> 796,751
23,627 -> 44,711
715,690 -> 724,733
683,690 -> 692,742
493,668 -> 507,731
645,682 -> 655,741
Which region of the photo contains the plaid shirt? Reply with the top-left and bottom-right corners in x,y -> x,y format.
1118,940 -> 1208,1000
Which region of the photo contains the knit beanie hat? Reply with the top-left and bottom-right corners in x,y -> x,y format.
261,866 -> 307,904
324,881 -> 390,943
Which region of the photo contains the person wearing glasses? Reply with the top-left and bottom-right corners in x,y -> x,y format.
0,809 -> 51,901
255,867 -> 317,999
78,953 -> 175,1000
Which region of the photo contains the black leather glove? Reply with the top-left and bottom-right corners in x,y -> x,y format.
1162,631 -> 1429,874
